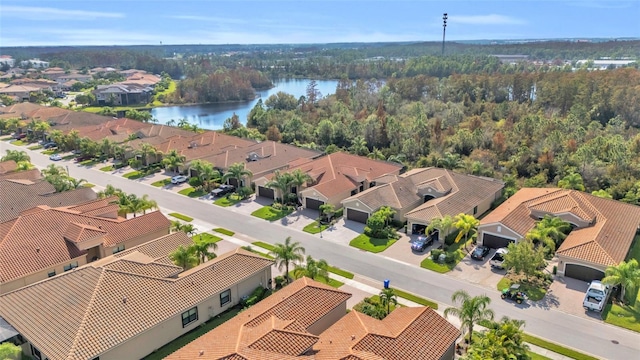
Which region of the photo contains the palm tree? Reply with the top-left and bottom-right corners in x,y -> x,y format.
437,152 -> 463,170
558,172 -> 586,191
191,237 -> 218,264
289,169 -> 312,197
492,317 -> 529,358
602,259 -> 640,303
368,147 -> 385,160
349,136 -> 369,156
140,194 -> 158,214
1,149 -> 30,163
171,220 -> 185,233
169,245 -> 197,270
98,184 -> 122,199
265,170 -> 294,203
222,162 -> 253,188
426,215 -> 455,239
443,290 -> 494,344
162,149 -> 186,174
379,288 -> 398,316
387,153 -> 406,165
32,121 -> 50,141
292,255 -> 329,281
48,129 -> 65,147
123,195 -> 146,218
99,138 -> 113,159
537,215 -> 571,246
79,138 -> 99,157
65,130 -> 80,151
6,118 -> 23,134
454,213 -> 480,248
269,236 -> 305,284
136,142 -> 160,167
42,163 -> 67,177
199,163 -> 221,192
68,178 -> 87,189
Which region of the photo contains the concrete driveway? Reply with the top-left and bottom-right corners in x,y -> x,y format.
383,234 -> 436,267
447,248 -> 506,290
543,277 -> 602,320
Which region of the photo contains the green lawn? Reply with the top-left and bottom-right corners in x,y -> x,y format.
151,178 -> 171,187
391,288 -> 438,309
327,265 -> 354,279
528,352 -> 552,360
192,232 -> 223,243
99,165 -> 113,172
349,234 -> 397,253
123,171 -> 144,179
11,140 -> 26,146
27,145 -> 43,150
213,194 -> 242,207
142,307 -> 241,360
251,206 -> 293,221
241,246 -> 274,260
62,154 -> 76,160
496,277 -> 546,301
79,159 -> 98,166
303,220 -> 328,234
82,105 -> 150,113
42,149 -> 56,155
178,187 -> 207,198
168,212 -> 194,222
522,334 -> 599,360
83,183 -> 96,188
420,239 -> 471,273
213,228 -> 235,236
252,241 -> 275,252
603,235 -> 640,332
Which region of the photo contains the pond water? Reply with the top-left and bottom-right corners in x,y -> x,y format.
151,79 -> 339,130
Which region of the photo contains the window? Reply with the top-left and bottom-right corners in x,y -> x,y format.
369,181 -> 376,187
47,270 -> 56,278
220,289 -> 231,306
473,206 -> 478,215
350,189 -> 357,196
181,307 -> 198,328
63,262 -> 78,272
31,345 -> 42,360
112,244 -> 125,254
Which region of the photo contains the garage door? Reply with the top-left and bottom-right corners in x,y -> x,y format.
258,186 -> 274,199
347,208 -> 369,223
482,233 -> 514,249
564,264 -> 605,282
306,198 -> 324,210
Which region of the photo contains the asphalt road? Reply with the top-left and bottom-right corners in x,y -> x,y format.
4,140 -> 639,360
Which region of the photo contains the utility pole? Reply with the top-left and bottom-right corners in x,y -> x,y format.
442,13 -> 448,56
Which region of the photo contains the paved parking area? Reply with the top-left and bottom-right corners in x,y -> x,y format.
382,234 -> 436,267
447,248 -> 506,290
542,277 -> 602,320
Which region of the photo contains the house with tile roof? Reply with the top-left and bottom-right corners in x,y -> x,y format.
478,188 -> 640,281
254,152 -> 402,210
0,197 -> 171,294
167,277 -> 460,360
0,160 -> 42,182
341,167 -> 504,232
0,178 -> 97,223
0,234 -> 274,360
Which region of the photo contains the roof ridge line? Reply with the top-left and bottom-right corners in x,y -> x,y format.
66,268 -> 107,360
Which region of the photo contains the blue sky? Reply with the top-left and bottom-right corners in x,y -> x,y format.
0,0 -> 638,46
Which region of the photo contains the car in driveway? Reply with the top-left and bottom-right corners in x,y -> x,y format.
470,245 -> 490,260
211,184 -> 235,197
49,154 -> 62,161
490,248 -> 508,269
411,231 -> 438,252
171,175 -> 188,184
12,132 -> 26,140
43,142 -> 58,149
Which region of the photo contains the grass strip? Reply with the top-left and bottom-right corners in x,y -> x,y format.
27,145 -> 43,150
99,165 -> 113,172
123,171 -> 143,179
391,288 -> 438,309
252,241 -> 275,252
303,220 -> 328,234
213,228 -> 235,236
349,234 -> 396,253
192,232 -> 223,243
178,187 -> 207,197
327,265 -> 354,279
251,206 -> 293,221
522,334 -> 599,360
168,212 -> 194,222
241,246 -> 274,260
213,195 -> 242,207
142,307 -> 241,360
151,178 -> 171,187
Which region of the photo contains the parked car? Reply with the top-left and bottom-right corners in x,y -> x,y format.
583,280 -> 610,312
470,245 -> 491,260
74,154 -> 93,162
490,248 -> 508,269
411,231 -> 438,252
49,154 -> 62,161
12,133 -> 26,140
211,184 -> 235,197
171,175 -> 188,184
501,283 -> 528,304
43,142 -> 58,149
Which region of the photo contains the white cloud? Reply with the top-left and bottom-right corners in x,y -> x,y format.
0,5 -> 124,20
448,14 -> 526,25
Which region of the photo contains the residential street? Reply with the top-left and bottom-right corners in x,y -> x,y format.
4,140 -> 639,360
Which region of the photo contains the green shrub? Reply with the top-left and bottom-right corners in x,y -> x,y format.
444,252 -> 456,264
335,208 -> 344,218
274,276 -> 286,289
431,249 -> 444,261
444,231 -> 459,245
553,265 -> 557,275
188,177 -> 202,187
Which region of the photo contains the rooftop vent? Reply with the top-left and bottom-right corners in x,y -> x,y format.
123,297 -> 127,304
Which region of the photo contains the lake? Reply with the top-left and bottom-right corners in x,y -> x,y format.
151,79 -> 339,130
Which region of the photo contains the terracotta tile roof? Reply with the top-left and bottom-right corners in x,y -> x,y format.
0,248 -> 273,360
0,205 -> 170,283
0,179 -> 97,222
282,152 -> 402,199
111,231 -> 194,264
102,258 -> 182,278
0,102 -> 42,118
167,277 -> 351,360
314,307 -> 460,360
0,161 -> 17,174
481,188 -> 640,267
0,168 -> 41,181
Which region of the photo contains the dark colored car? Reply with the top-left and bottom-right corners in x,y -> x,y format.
43,142 -> 58,149
470,245 -> 491,260
12,133 -> 26,140
74,154 -> 93,162
411,231 -> 438,252
211,184 -> 235,197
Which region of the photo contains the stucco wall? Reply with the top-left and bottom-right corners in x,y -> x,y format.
106,227 -> 170,255
307,301 -> 348,335
0,254 -> 87,294
440,342 -> 457,360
